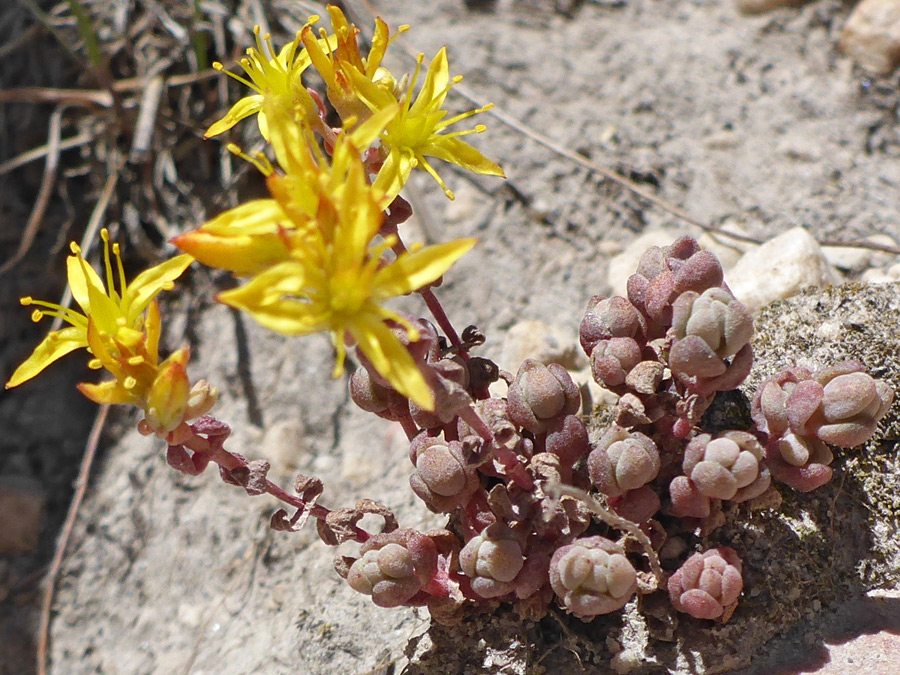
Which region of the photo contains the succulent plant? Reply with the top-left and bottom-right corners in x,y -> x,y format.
459,523 -> 526,599
346,530 -> 439,607
579,296 -> 646,356
627,236 -> 725,337
409,438 -> 478,512
668,287 -> 753,392
588,426 -> 661,498
549,536 -> 638,618
590,337 -> 643,388
682,431 -> 770,502
507,359 -> 581,434
668,547 -> 743,621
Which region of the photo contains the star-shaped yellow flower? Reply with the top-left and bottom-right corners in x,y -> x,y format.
175,93 -> 399,274
300,5 -> 407,123
349,47 -> 504,200
6,229 -> 193,390
215,133 -> 475,410
205,19 -> 336,141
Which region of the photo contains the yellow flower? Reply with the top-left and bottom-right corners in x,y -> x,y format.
175,94 -> 399,274
5,229 -> 193,390
348,47 -> 504,200
301,5 -> 408,123
205,19 -> 336,141
215,135 -> 475,410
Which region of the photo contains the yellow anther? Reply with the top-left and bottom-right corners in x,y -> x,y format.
70,241 -> 81,255
127,356 -> 144,366
124,376 -> 137,390
475,125 -> 487,133
100,228 -> 109,242
31,309 -> 43,323
88,359 -> 102,370
213,62 -> 224,71
20,296 -> 33,306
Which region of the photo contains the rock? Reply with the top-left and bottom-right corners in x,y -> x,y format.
822,245 -> 872,273
499,320 -> 585,374
840,0 -> 900,75
736,0 -> 813,15
0,477 -> 44,556
261,419 -> 308,474
861,262 -> 900,284
608,230 -> 682,299
724,228 -> 842,314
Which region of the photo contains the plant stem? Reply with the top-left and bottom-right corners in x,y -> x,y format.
208,443 -> 371,542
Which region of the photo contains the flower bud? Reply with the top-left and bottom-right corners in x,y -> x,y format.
668,547 -> 743,621
507,359 -> 580,434
549,536 -> 637,618
144,348 -> 191,434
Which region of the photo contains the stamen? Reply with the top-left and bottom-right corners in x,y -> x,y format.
405,55 -> 425,109
31,309 -> 43,323
70,241 -> 81,255
113,242 -> 127,297
20,296 -> 33,306
123,376 -> 137,390
88,359 -> 103,370
440,103 -> 493,129
101,229 -> 115,297
226,143 -> 274,175
127,356 -> 144,366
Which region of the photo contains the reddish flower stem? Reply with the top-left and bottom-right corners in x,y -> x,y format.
207,442 -> 371,543
389,236 -> 466,353
398,414 -> 420,441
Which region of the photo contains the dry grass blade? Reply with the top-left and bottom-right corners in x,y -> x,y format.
48,170 -> 119,333
0,87 -> 114,107
129,76 -> 165,163
0,108 -> 63,277
0,132 -> 94,177
36,405 -> 110,675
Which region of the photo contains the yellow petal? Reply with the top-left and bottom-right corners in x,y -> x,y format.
145,299 -> 161,365
371,149 -> 414,205
198,199 -> 289,237
349,313 -> 433,410
122,254 -> 193,323
77,379 -> 134,405
409,47 -> 449,118
173,230 -> 287,277
425,137 -> 505,177
205,95 -> 264,138
216,262 -> 329,336
365,17 -> 390,78
5,326 -> 86,389
373,238 -> 475,299
67,252 -> 108,316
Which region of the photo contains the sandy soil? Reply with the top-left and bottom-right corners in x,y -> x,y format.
3,0 -> 900,673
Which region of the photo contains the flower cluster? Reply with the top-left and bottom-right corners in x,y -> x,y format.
5,230 -> 214,438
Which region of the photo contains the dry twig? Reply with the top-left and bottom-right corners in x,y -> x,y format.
36,405 -> 110,675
